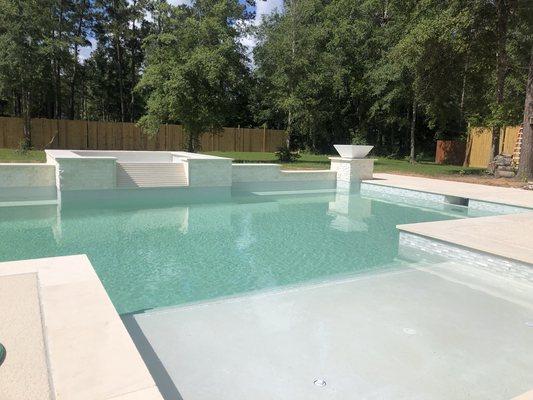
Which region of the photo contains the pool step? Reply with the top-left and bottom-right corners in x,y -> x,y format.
116,162 -> 188,188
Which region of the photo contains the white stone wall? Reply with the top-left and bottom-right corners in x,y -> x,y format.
232,164 -> 281,182
231,163 -> 336,191
330,158 -> 375,182
232,164 -> 336,183
0,164 -> 57,202
56,158 -> 117,190
0,164 -> 56,187
186,159 -> 233,187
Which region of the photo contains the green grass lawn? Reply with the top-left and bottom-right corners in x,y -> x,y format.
0,148 -> 483,177
206,151 -> 483,176
0,148 -> 46,163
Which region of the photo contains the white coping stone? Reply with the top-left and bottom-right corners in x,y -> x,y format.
0,255 -> 163,400
365,173 -> 533,210
397,212 -> 533,265
133,265 -> 533,400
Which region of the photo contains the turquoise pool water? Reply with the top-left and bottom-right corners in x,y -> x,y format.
0,190 -> 489,314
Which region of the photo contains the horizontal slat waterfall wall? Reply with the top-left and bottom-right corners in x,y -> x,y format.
0,117 -> 287,153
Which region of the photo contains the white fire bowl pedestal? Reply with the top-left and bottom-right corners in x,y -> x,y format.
330,157 -> 375,189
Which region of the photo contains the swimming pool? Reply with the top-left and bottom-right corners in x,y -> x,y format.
0,189 -> 493,315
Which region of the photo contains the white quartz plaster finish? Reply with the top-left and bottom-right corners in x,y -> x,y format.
0,255 -> 162,400
134,266 -> 533,400
0,273 -> 53,400
330,157 -> 375,181
0,163 -> 55,187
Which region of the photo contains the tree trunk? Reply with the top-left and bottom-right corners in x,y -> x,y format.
518,46 -> 533,180
130,0 -> 138,121
69,2 -> 87,120
187,130 -> 196,152
491,0 -> 509,159
459,57 -> 468,132
22,90 -> 32,148
286,109 -> 292,149
286,0 -> 296,150
409,98 -> 417,163
112,0 -> 126,122
116,40 -> 126,122
55,0 -> 65,119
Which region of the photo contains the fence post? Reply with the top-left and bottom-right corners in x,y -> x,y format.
262,125 -> 266,152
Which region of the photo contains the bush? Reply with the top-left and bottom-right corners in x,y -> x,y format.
16,138 -> 31,154
275,146 -> 301,162
350,129 -> 368,145
415,152 -> 426,162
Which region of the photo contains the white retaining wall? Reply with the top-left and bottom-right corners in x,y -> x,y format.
1,152 -> 376,197
0,164 -> 57,202
186,158 -> 233,187
55,158 -> 117,190
232,164 -> 337,191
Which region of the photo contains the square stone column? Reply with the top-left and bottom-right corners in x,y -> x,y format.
329,157 -> 375,189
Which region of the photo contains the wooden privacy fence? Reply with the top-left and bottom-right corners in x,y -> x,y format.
465,125 -> 521,168
435,140 -> 466,165
0,117 -> 288,153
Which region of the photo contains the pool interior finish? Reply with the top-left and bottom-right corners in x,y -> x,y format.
0,189 -> 489,315
1,188 -> 531,399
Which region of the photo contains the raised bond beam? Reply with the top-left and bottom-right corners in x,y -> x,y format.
0,149 -> 375,204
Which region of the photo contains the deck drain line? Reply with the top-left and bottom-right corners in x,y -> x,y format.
314,379 -> 327,387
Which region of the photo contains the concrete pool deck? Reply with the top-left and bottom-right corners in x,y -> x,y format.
0,255 -> 163,400
0,273 -> 53,399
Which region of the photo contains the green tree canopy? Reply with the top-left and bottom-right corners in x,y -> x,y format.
137,0 -> 252,151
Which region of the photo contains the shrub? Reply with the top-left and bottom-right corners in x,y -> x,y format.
275,146 -> 301,162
